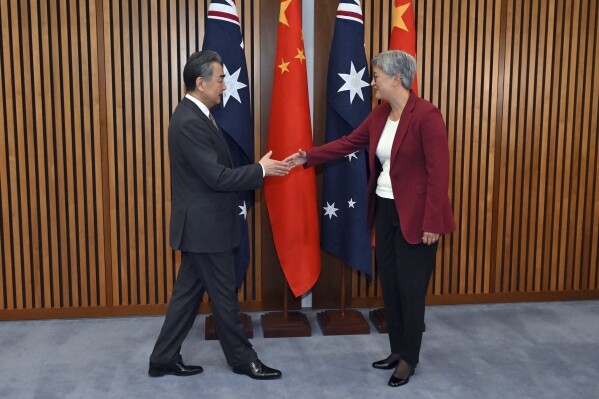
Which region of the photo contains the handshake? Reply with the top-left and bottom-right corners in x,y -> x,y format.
258,149 -> 308,177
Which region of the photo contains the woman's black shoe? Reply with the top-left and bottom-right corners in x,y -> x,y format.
373,358 -> 417,373
388,360 -> 415,387
388,373 -> 410,387
372,358 -> 399,370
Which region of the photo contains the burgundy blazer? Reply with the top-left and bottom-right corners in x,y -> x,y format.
306,91 -> 455,245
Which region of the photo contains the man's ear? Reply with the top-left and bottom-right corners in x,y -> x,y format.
195,76 -> 204,91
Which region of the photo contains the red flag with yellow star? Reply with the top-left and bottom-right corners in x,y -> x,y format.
389,0 -> 418,94
264,0 -> 321,297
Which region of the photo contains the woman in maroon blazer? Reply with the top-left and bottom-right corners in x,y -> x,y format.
286,50 -> 455,387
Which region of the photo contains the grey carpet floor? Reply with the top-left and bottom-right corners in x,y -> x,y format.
1,301 -> 598,399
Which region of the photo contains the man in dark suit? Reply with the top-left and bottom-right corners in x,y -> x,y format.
149,51 -> 287,380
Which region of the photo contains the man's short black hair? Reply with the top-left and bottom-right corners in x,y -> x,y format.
183,51 -> 223,92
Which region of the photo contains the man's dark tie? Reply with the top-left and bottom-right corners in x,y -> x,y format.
209,113 -> 219,130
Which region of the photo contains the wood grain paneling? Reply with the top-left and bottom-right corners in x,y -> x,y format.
0,0 -> 106,311
1,0 -> 598,320
0,0 -> 263,317
493,0 -> 599,295
312,0 -> 599,308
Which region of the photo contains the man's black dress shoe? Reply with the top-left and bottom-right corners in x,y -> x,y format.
232,360 -> 282,380
372,358 -> 399,370
148,361 -> 203,377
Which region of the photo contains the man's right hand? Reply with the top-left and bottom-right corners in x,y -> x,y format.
259,151 -> 290,177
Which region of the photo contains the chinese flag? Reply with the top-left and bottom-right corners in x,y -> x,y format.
264,0 -> 321,297
389,0 -> 418,95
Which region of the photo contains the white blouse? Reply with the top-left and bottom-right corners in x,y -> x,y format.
375,117 -> 400,199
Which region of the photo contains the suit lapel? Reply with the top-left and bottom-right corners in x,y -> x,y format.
391,92 -> 417,162
181,98 -> 234,165
371,103 -> 392,148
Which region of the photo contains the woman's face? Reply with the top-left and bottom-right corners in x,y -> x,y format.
371,65 -> 396,101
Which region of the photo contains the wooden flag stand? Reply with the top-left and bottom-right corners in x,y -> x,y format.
317,263 -> 370,335
261,281 -> 311,338
369,308 -> 388,333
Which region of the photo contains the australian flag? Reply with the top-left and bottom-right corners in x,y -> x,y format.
203,0 -> 254,288
321,0 -> 372,279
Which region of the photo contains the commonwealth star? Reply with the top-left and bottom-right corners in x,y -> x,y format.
222,64 -> 247,106
338,61 -> 370,103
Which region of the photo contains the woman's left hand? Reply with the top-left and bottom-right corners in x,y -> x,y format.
422,232 -> 440,245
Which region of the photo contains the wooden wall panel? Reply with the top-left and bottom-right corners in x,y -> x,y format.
310,0 -> 599,307
0,0 -> 264,318
102,0 -> 178,307
494,0 -> 599,295
0,0 -> 106,311
426,0 -> 502,297
2,0 -> 599,320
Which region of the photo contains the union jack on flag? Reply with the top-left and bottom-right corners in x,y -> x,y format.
207,0 -> 241,25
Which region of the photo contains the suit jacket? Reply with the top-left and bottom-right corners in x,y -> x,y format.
306,91 -> 455,245
168,97 -> 263,253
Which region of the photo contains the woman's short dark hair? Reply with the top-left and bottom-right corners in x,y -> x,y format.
183,51 -> 223,92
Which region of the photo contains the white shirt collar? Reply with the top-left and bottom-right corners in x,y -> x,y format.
185,93 -> 210,118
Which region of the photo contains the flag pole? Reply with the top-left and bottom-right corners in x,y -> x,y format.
260,276 -> 312,338
340,262 -> 346,317
316,261 -> 369,335
283,279 -> 289,321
